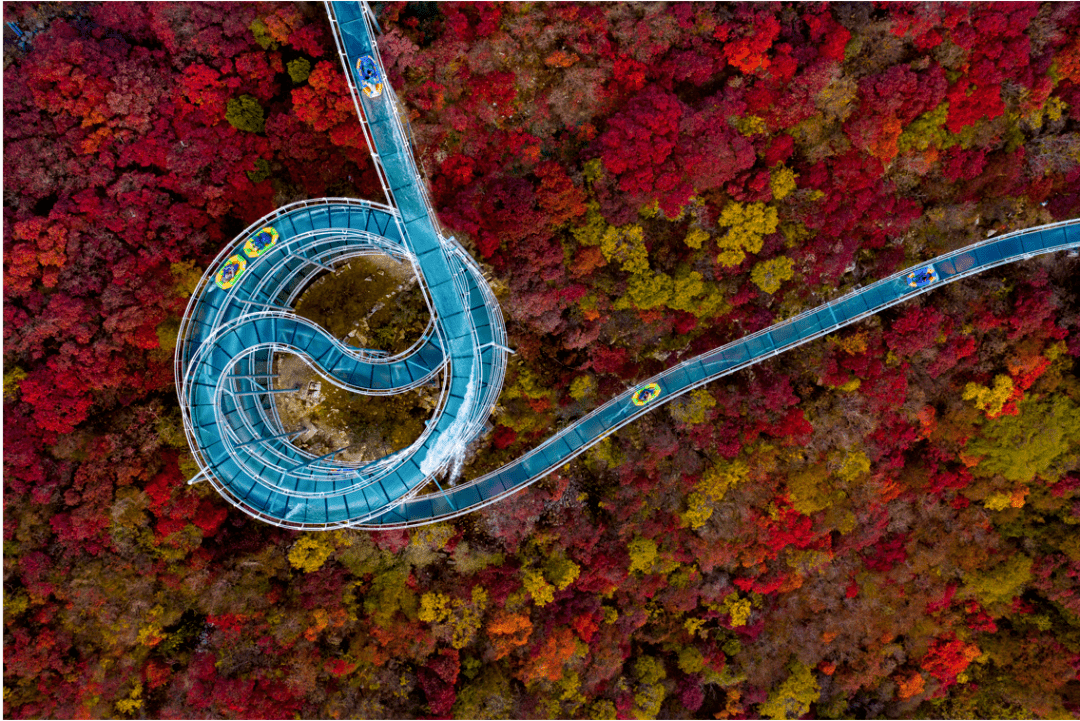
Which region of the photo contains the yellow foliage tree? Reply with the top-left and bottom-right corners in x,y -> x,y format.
965,395 -> 1080,482
703,459 -> 751,498
688,283 -> 733,318
770,166 -> 798,200
411,523 -> 455,551
614,266 -> 727,317
453,586 -> 488,648
733,115 -> 768,136
418,587 -> 487,648
523,568 -> 556,607
983,490 -> 1020,511
963,554 -> 1033,607
557,670 -> 586,710
544,554 -> 581,591
684,227 -> 710,249
718,592 -> 753,627
588,436 -> 624,469
618,271 -> 673,310
169,260 -> 205,298
3,366 -> 27,400
583,158 -> 604,183
599,224 -> 650,275
678,646 -> 706,674
897,103 -> 950,153
751,256 -> 795,294
569,375 -> 596,400
289,533 -> 341,573
758,661 -> 820,720
963,374 -> 1015,417
682,459 -> 751,528
418,591 -> 453,624
833,450 -> 871,483
632,656 -> 667,719
716,201 -> 779,267
786,463 -> 834,516
667,271 -> 706,313
572,201 -> 608,247
670,389 -> 717,426
627,536 -> 659,575
682,493 -> 714,530
115,684 -> 143,715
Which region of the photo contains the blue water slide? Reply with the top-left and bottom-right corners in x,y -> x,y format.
174,1 -> 1080,530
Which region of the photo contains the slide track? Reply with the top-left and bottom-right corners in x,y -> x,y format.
174,1 -> 1080,529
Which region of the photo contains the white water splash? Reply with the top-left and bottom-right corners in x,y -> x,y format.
419,364 -> 477,483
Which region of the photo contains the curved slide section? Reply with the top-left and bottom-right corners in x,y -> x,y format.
361,221 -> 1080,527
177,194 -> 509,526
177,199 -> 447,396
176,202 -> 510,525
330,1 -> 510,502
176,1 -> 1080,530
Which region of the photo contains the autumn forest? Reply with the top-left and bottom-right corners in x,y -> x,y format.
4,1 -> 1080,718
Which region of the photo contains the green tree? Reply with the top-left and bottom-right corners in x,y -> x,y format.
669,389 -> 716,426
966,395 -> 1080,482
964,554 -> 1033,607
287,57 -> 312,84
226,94 -> 266,133
570,375 -> 596,400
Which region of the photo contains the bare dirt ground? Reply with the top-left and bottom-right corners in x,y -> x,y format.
271,254 -> 438,464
